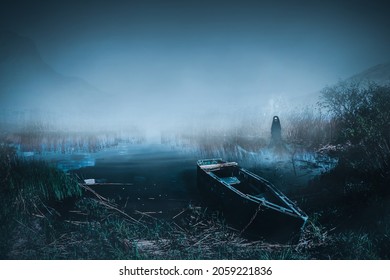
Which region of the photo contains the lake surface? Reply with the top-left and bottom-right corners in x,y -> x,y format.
24,140 -> 336,219
68,142 -> 201,218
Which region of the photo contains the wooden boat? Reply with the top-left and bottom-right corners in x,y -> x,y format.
197,158 -> 308,242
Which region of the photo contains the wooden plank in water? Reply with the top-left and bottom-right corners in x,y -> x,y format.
83,182 -> 134,186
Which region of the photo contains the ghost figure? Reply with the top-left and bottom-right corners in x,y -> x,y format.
271,116 -> 282,143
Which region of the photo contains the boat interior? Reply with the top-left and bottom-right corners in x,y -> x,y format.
208,165 -> 283,205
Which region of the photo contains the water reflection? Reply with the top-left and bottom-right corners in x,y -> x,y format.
56,155 -> 96,172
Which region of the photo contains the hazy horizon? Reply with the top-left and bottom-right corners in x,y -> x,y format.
1,0 -> 390,134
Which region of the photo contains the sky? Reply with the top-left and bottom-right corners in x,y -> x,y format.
1,0 -> 390,131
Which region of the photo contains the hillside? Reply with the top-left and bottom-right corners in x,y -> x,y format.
0,31 -> 109,125
348,63 -> 390,85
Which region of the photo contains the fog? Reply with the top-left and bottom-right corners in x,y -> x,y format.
1,0 -> 390,136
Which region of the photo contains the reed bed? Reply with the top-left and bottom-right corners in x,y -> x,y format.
1,123 -> 146,154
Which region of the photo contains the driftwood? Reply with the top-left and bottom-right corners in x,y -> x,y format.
134,210 -> 159,220
172,208 -> 187,220
79,183 -> 144,226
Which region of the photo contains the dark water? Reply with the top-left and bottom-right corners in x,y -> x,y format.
69,142 -> 201,218
23,139 -> 335,221
23,139 -> 336,222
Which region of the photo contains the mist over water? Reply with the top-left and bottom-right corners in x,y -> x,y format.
1,0 -> 390,138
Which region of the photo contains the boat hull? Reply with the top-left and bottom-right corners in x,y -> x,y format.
197,159 -> 307,243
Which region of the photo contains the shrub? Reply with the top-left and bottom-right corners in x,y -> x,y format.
319,81 -> 390,177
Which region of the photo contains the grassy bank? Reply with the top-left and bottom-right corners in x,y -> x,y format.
1,143 -> 389,259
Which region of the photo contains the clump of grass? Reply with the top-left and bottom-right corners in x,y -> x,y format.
0,144 -> 83,258
4,187 -> 389,259
1,149 -> 82,217
329,231 -> 378,259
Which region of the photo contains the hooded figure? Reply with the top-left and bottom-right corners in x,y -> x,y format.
271,116 -> 282,143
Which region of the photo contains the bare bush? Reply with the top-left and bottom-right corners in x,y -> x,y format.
319,81 -> 390,177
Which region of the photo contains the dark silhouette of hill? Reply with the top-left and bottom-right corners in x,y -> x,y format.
290,62 -> 390,107
0,31 -> 109,126
347,63 -> 390,85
